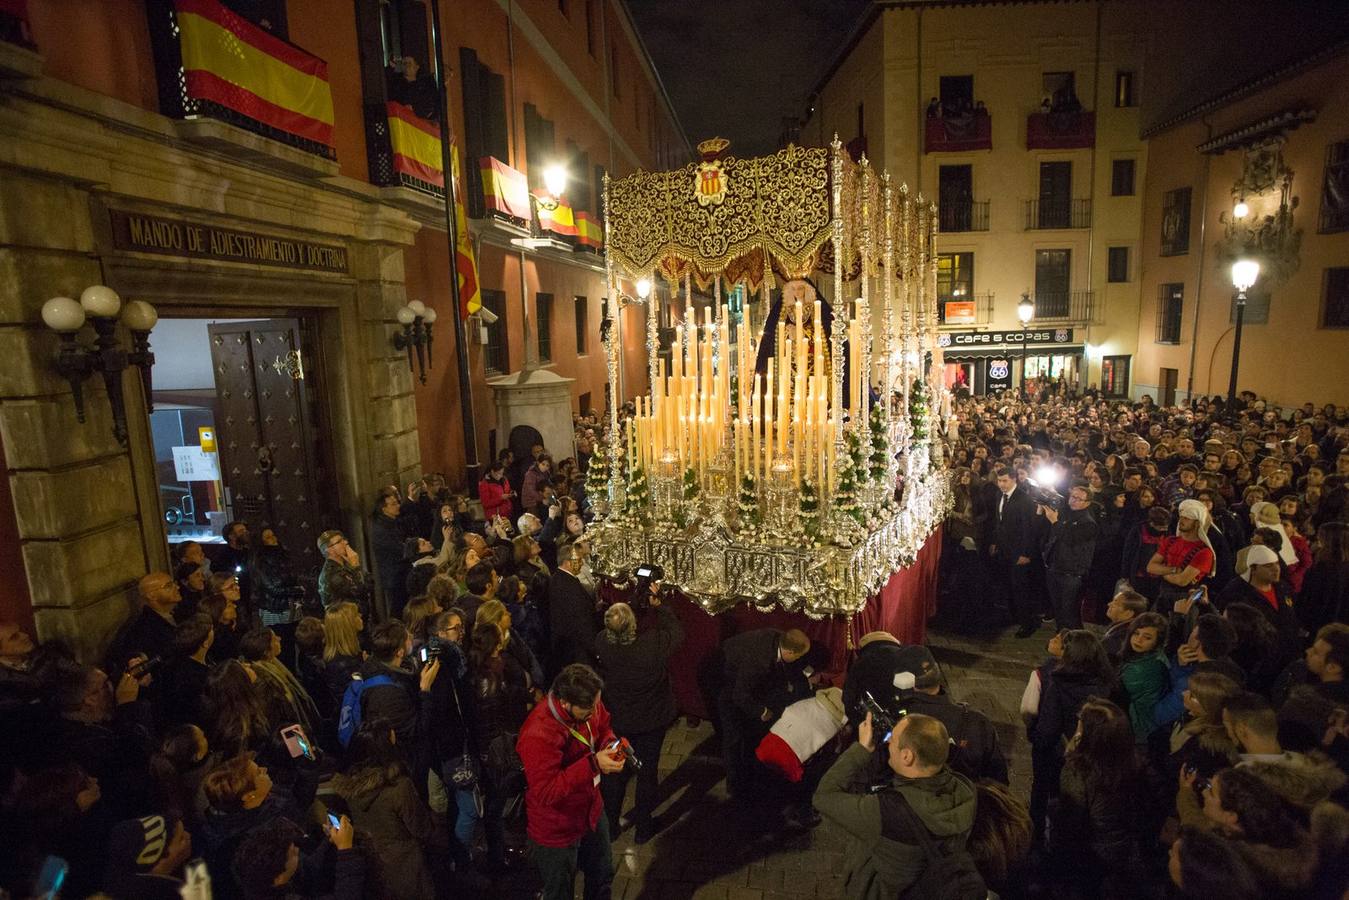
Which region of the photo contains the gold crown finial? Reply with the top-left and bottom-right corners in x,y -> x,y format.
697,137 -> 730,160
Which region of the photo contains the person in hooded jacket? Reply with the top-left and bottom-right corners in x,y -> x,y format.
814,712 -> 977,899
841,631 -> 909,729
1028,629 -> 1113,841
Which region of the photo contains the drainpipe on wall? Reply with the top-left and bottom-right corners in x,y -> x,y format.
429,0 -> 481,488
1081,1 -> 1102,393
1184,117 -> 1214,404
505,0 -> 538,379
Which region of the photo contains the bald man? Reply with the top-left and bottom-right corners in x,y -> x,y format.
105,571 -> 181,673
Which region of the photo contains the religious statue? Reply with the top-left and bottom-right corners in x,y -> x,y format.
753,277 -> 852,403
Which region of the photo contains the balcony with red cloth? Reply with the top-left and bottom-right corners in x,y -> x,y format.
924,110 -> 992,153
1026,110 -> 1096,150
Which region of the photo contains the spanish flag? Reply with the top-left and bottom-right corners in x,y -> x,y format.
387,101 -> 443,187
451,146 -> 482,318
175,0 -> 335,149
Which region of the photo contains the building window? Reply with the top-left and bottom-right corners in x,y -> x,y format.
536,293 -> 553,363
1042,71 -> 1076,107
939,75 -> 974,114
1034,249 -> 1071,317
1320,140 -> 1349,233
585,0 -> 597,56
1323,267 -> 1349,328
483,289 -> 508,373
575,296 -> 589,354
1101,355 -> 1131,397
1157,283 -> 1184,343
936,252 -> 974,302
1037,161 -> 1072,228
1111,159 -> 1135,196
1107,246 -> 1130,283
459,47 -> 509,214
523,104 -> 556,190
1160,187 -> 1192,256
1114,70 -> 1136,107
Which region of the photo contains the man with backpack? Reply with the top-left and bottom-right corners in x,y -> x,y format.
338,622 -> 440,794
813,712 -> 983,899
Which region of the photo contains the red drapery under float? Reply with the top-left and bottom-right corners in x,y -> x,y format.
630,527 -> 943,720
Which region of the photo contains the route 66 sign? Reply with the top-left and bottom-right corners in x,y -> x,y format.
988,360 -> 1010,379
695,160 -> 728,206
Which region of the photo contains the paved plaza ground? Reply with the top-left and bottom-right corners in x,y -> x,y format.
488,622 -> 1049,899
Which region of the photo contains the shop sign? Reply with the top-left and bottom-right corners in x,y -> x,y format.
938,327 -> 1074,347
109,210 -> 350,273
942,300 -> 977,325
986,358 -> 1013,392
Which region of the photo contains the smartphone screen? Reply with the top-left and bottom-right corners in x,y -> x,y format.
280,725 -> 305,759
418,646 -> 430,664
327,813 -> 341,830
34,856 -> 67,899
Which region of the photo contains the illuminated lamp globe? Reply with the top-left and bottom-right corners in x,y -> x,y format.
543,164 -> 568,199
407,299 -> 426,316
122,299 -> 159,332
635,278 -> 652,301
1232,200 -> 1250,219
41,296 -> 86,332
421,307 -> 438,324
1016,297 -> 1035,324
80,284 -> 122,318
1231,259 -> 1260,293
396,306 -> 417,326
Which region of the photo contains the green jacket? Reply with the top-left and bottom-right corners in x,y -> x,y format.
1119,650 -> 1169,741
813,742 -> 977,899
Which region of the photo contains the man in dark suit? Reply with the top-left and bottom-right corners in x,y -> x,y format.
717,627 -> 811,798
547,543 -> 598,677
989,466 -> 1038,637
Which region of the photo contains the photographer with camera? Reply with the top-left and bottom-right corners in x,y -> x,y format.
593,565 -> 684,844
890,645 -> 1009,785
1039,481 -> 1098,630
814,711 -> 980,899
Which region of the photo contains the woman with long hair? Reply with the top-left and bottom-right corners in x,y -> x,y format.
1028,629 -> 1113,842
321,601 -> 365,711
332,720 -> 446,899
401,594 -> 441,648
468,620 -> 532,873
203,572 -> 243,663
239,626 -> 320,739
1297,520 -> 1349,632
150,723 -> 214,828
475,597 -> 543,690
1114,612 -> 1169,743
202,659 -> 271,758
1050,698 -> 1147,898
1168,671 -> 1241,782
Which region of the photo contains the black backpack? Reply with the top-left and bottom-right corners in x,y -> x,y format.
892,788 -> 987,900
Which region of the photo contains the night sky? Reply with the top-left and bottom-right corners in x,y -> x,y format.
627,0 -> 872,158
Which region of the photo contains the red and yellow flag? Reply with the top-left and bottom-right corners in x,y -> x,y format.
480,156 -> 531,221
175,0 -> 334,148
451,146 -> 481,317
387,101 -> 443,187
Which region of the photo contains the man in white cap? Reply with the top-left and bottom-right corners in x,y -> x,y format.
1215,543 -> 1302,660
1145,498 -> 1216,603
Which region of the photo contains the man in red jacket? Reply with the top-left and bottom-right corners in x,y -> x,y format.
517,663 -> 625,900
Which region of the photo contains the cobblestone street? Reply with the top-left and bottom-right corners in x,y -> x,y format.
493,623 -> 1048,899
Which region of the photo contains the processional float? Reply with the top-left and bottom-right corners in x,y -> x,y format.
586,137 -> 952,618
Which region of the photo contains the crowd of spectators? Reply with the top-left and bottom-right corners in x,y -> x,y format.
916,384 -> 1349,898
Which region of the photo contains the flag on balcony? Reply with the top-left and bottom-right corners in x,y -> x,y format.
575,211 -> 603,250
534,191 -> 577,239
480,156 -> 531,222
175,0 -> 335,149
386,101 -> 443,187
451,147 -> 481,318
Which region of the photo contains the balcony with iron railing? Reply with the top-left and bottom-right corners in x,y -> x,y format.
1024,198 -> 1092,230
1029,289 -> 1095,324
938,292 -> 994,327
938,199 -> 990,233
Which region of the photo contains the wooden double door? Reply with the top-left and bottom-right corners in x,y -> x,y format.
208,318 -> 334,581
